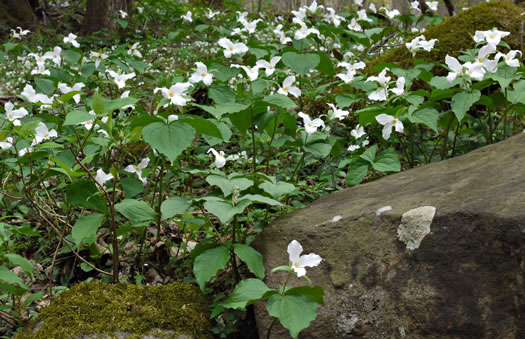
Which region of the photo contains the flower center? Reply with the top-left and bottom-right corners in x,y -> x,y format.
293,262 -> 299,268
392,119 -> 397,124
283,87 -> 288,91
169,92 -> 174,97
135,166 -> 140,172
201,72 -> 206,77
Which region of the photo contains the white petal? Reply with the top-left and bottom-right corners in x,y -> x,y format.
298,253 -> 322,268
287,240 -> 303,263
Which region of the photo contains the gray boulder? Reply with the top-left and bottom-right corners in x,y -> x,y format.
254,132 -> 525,338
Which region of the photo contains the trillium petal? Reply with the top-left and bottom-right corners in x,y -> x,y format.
293,266 -> 307,277
298,253 -> 322,268
287,240 -> 303,263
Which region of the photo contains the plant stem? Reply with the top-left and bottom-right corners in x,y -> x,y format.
266,115 -> 278,175
266,272 -> 293,339
251,105 -> 257,174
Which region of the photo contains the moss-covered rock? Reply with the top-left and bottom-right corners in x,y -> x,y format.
15,281 -> 212,339
367,1 -> 525,73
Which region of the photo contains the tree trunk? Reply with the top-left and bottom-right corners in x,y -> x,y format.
0,0 -> 37,31
81,0 -> 128,35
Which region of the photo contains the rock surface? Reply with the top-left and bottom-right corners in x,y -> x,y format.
254,132 -> 525,338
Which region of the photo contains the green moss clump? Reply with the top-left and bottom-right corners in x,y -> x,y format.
367,1 -> 525,74
15,281 -> 212,339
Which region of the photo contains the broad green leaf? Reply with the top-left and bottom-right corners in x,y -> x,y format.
282,52 -> 320,76
22,291 -> 44,308
267,294 -> 318,339
115,199 -> 156,224
127,59 -> 147,73
120,177 -> 144,198
285,285 -> 324,305
251,79 -> 269,95
209,84 -> 236,104
60,90 -> 81,104
193,246 -> 231,291
451,90 -> 480,122
66,180 -> 105,212
508,80 -> 525,105
180,116 -> 222,139
429,76 -> 458,89
71,213 -> 104,246
313,51 -> 334,76
259,180 -> 296,199
34,78 -> 55,96
346,159 -> 369,186
192,103 -> 249,119
206,175 -> 254,197
209,62 -> 238,82
372,148 -> 401,173
249,48 -> 268,59
221,278 -> 275,309
5,254 -> 33,277
104,97 -> 138,113
359,144 -> 377,164
92,91 -> 105,115
0,266 -> 28,290
304,142 -> 331,157
409,107 -> 439,132
240,194 -> 282,206
142,122 -> 196,162
161,197 -> 191,220
17,120 -> 40,138
335,94 -> 360,109
487,65 -> 516,90
63,110 -> 94,126
204,199 -> 251,224
233,244 -> 265,279
263,94 -> 297,109
63,49 -> 81,64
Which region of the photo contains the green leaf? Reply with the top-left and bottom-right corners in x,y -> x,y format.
115,199 -> 156,224
335,94 -> 360,109
22,291 -> 44,308
17,120 -> 40,138
203,199 -> 251,224
233,244 -> 265,279
63,110 -> 94,126
193,246 -> 231,291
63,49 -> 81,64
346,159 -> 369,186
372,148 -> 401,173
282,52 -> 320,76
142,121 -> 196,162
263,94 -> 297,109
259,179 -> 296,199
34,78 -> 55,96
60,90 -> 81,104
104,97 -> 138,113
487,65 -> 516,90
180,116 -> 222,139
240,194 -> 282,206
192,103 -> 249,120
206,175 -> 254,197
304,142 -> 332,157
221,279 -> 275,309
71,213 -> 104,246
5,254 -> 33,277
429,76 -> 458,89
451,90 -> 481,122
161,197 -> 191,220
120,177 -> 144,198
209,84 -> 236,104
508,80 -> 525,105
0,266 -> 28,290
66,180 -> 105,212
285,285 -> 324,305
409,107 -> 439,132
313,51 -> 334,76
267,294 -> 318,339
359,144 -> 377,164
92,91 -> 105,115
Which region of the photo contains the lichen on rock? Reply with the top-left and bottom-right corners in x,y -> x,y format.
397,206 -> 436,250
15,281 -> 212,339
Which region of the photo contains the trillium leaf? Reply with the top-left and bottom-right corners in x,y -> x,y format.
263,94 -> 297,109
259,180 -> 296,199
92,91 -> 105,115
71,213 -> 104,246
180,116 -> 222,139
115,199 -> 156,224
204,199 -> 252,224
285,285 -> 324,305
193,246 -> 231,291
282,52 -> 320,76
104,97 -> 138,113
142,121 -> 196,162
359,144 -> 377,164
451,90 -> 481,122
240,194 -> 282,206
160,197 -> 191,220
66,180 -> 105,212
5,254 -> 33,278
0,266 -> 28,290
233,244 -> 265,279
206,175 -> 254,197
63,110 -> 94,126
304,142 -> 332,157
221,278 -> 276,309
209,84 -> 236,104
34,78 -> 55,96
507,80 -> 525,105
372,148 -> 401,173
486,65 -> 516,90
409,107 -> 439,133
346,159 -> 369,186
267,294 -> 318,339
312,51 -> 334,76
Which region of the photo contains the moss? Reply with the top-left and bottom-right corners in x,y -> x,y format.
367,1 -> 525,74
15,281 -> 212,339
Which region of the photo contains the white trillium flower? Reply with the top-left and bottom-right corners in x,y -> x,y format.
278,31 -> 292,44
31,62 -> 50,76
218,38 -> 248,58
58,82 -> 85,103
294,20 -> 320,40
107,70 -> 136,89
324,8 -> 343,27
43,46 -> 62,66
445,55 -> 463,82
119,10 -> 128,19
242,19 -> 261,34
189,62 -> 213,86
475,43 -> 498,73
306,0 -> 323,12
278,76 -> 301,98
124,158 -> 150,184
287,240 -> 322,277
0,137 -> 13,150
33,122 -> 58,145
291,8 -> 307,21
90,51 -> 108,68
4,102 -> 28,126
207,9 -> 219,19
18,147 -> 33,157
496,50 -> 522,68
347,144 -> 360,152
357,9 -> 372,22
376,114 -> 404,140
181,11 -> 192,22
232,64 -> 260,81
256,56 -> 281,76
298,112 -> 324,135
348,18 -> 362,32
367,68 -> 391,101
128,42 -> 142,58
354,0 -> 363,6
391,77 -> 406,96
410,1 -> 421,11
425,1 -> 438,11
95,169 -> 113,186
327,103 -> 349,120
21,84 -> 53,104
168,115 -> 179,122
381,7 -> 400,19
477,29 -> 510,47
464,62 -> 485,81
207,148 -> 226,168
154,82 -> 192,106
63,33 -> 80,48
350,124 -> 366,139
121,90 -> 135,110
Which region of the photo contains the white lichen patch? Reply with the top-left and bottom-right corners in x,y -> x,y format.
376,205 -> 392,216
331,215 -> 343,222
397,206 -> 436,250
